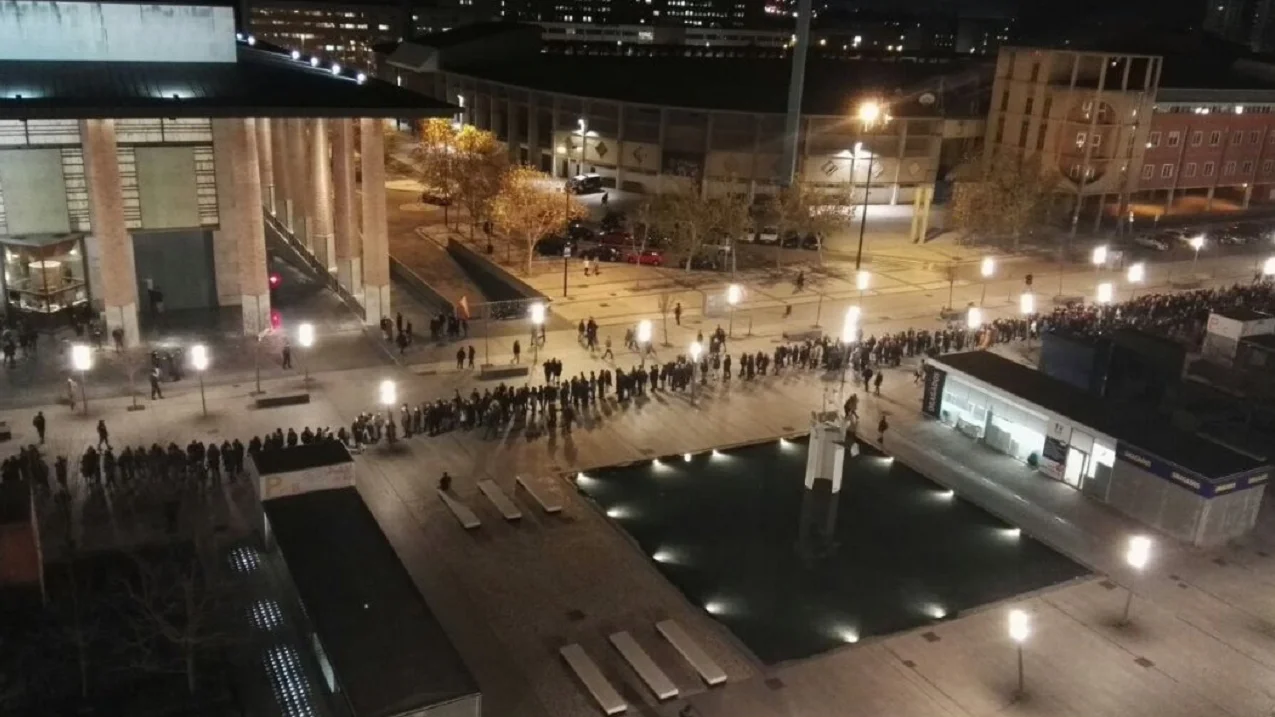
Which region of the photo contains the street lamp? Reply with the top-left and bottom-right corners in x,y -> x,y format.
726,283 -> 743,338
1008,609 -> 1030,698
1121,535 -> 1152,625
839,306 -> 860,395
637,319 -> 652,366
378,379 -> 397,407
967,306 -> 983,331
1096,281 -> 1114,305
1189,234 -> 1205,274
1127,261 -> 1146,300
689,340 -> 703,405
297,322 -> 315,387
1263,256 -> 1275,278
852,99 -> 891,272
1092,244 -> 1108,269
71,343 -> 91,415
980,256 -> 996,305
529,301 -> 545,364
190,344 -> 209,417
576,117 -> 588,177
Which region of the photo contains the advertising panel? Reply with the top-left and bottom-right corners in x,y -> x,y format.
921,363 -> 947,418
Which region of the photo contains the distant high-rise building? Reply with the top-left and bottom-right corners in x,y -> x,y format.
499,0 -> 764,28
1205,0 -> 1275,52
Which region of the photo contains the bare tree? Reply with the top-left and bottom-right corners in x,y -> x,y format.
119,539 -> 231,695
657,292 -> 675,347
490,167 -> 586,274
450,126 -> 508,241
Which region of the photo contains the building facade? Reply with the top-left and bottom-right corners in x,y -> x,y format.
0,1 -> 451,342
983,47 -> 1163,229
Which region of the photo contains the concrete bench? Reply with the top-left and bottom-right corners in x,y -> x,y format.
436,489 -> 481,529
255,393 -> 311,409
609,631 -> 678,701
479,363 -> 531,380
656,620 -> 726,687
560,644 -> 627,715
478,480 -> 522,521
516,475 -> 563,514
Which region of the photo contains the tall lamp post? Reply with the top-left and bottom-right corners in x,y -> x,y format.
1120,535 -> 1152,625
852,100 -> 890,271
1189,234 -> 1205,274
1096,281 -> 1114,306
839,305 -> 860,395
71,343 -> 92,415
1008,609 -> 1031,699
689,340 -> 703,405
1127,261 -> 1146,300
379,379 -> 397,408
297,322 -> 315,387
726,283 -> 742,338
980,257 -> 996,306
191,344 -> 209,417
529,301 -> 545,365
637,319 -> 652,366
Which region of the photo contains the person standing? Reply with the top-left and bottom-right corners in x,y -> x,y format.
281,340 -> 293,369
150,367 -> 164,400
674,302 -> 682,326
877,415 -> 889,446
873,371 -> 883,396
513,340 -> 522,364
96,419 -> 110,449
467,345 -> 476,369
32,411 -> 45,444
456,347 -> 466,370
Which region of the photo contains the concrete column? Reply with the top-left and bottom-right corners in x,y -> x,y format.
657,108 -> 668,193
308,118 -> 335,271
616,103 -> 626,191
229,119 -> 271,335
271,118 -> 292,228
80,119 -> 140,348
506,97 -> 520,164
286,118 -> 310,249
527,96 -> 541,170
332,119 -> 361,295
360,118 -> 391,325
804,418 -> 848,493
1244,182 -> 1253,208
256,117 -> 275,214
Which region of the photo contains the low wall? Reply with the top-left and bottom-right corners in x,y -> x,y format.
389,255 -> 451,312
446,238 -> 547,304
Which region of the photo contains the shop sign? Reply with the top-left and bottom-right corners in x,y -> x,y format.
921,363 -> 946,418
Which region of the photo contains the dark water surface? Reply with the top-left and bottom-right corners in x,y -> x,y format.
578,436 -> 1088,664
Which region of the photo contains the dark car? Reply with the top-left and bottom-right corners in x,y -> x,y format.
535,236 -> 577,256
566,220 -> 598,242
598,230 -> 633,247
587,245 -> 624,262
689,254 -> 723,271
420,190 -> 452,206
601,210 -> 627,232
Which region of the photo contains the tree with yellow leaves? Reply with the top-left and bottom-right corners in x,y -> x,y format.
411,119 -> 508,231
949,151 -> 1055,249
490,166 -> 586,274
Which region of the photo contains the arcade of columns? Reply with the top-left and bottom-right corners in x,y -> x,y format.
83,116 -> 391,348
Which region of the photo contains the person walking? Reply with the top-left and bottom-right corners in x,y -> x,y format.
513,340 -> 522,364
877,415 -> 889,446
281,340 -> 293,369
873,371 -> 883,396
96,419 -> 109,449
467,345 -> 476,369
674,302 -> 682,326
32,411 -> 45,444
602,336 -> 614,360
456,347 -> 465,369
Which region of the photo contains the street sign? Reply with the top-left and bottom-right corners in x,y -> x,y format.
564,246 -> 572,258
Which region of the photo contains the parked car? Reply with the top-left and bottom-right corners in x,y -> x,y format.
586,245 -> 624,263
755,226 -> 780,245
600,210 -> 627,232
535,236 -> 577,256
419,190 -> 452,206
598,230 -> 632,247
567,173 -> 603,194
689,254 -> 723,271
626,249 -> 664,266
800,232 -> 823,251
566,220 -> 598,243
1133,234 -> 1170,251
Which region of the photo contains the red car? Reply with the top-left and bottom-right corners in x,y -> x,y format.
626,249 -> 664,266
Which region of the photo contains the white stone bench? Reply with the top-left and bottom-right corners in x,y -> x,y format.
609,631 -> 678,701
515,475 -> 562,514
436,489 -> 481,529
656,619 -> 726,687
478,480 -> 523,521
560,643 -> 627,715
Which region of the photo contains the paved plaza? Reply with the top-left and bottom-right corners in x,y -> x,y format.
11,277 -> 1275,717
